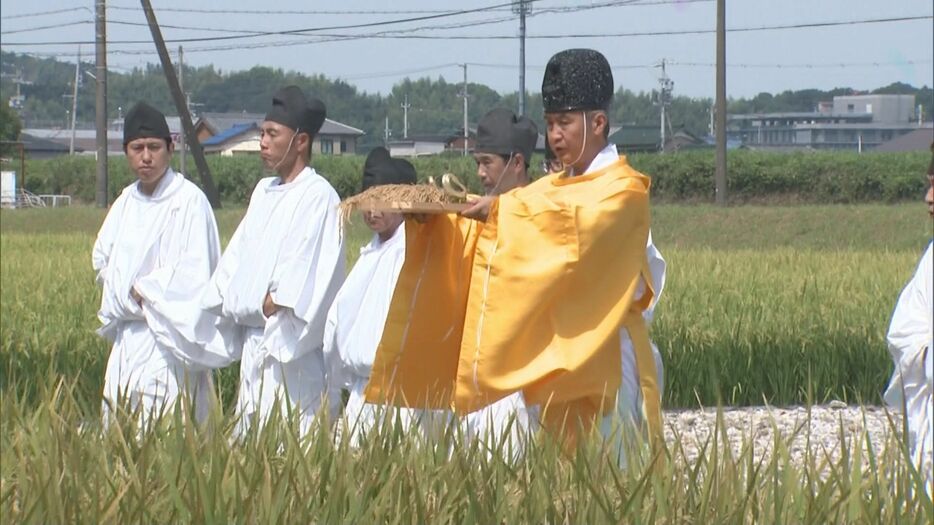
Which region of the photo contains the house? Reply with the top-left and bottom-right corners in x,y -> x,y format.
19,133 -> 81,159
388,135 -> 449,157
872,127 -> 934,152
607,125 -> 708,153
21,128 -> 124,156
194,112 -> 364,156
727,94 -> 925,151
21,116 -> 184,156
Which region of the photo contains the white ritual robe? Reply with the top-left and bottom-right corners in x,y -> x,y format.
884,241 -> 933,487
93,169 -> 227,424
462,144 -> 667,458
323,225 -> 423,443
203,167 -> 345,436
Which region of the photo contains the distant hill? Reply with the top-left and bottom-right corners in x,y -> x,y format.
1,50 -> 930,151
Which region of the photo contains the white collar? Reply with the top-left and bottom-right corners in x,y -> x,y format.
133,168 -> 178,201
581,143 -> 619,175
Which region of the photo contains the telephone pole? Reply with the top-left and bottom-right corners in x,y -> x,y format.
513,0 -> 531,116
654,59 -> 674,153
177,45 -> 186,176
714,0 -> 727,205
461,63 -> 469,156
94,0 -> 108,208
401,94 -> 410,139
140,0 -> 221,208
384,116 -> 391,146
69,46 -> 81,155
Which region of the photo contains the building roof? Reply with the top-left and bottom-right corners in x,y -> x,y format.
728,112 -> 873,121
201,123 -> 257,146
19,133 -> 78,153
609,125 -> 660,148
196,112 -> 365,137
872,127 -> 934,152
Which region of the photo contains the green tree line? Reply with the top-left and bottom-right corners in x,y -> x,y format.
2,50 -> 932,151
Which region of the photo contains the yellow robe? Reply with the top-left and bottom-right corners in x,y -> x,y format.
366,156 -> 660,441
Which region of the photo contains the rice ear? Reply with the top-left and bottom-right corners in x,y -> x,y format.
339,184 -> 451,222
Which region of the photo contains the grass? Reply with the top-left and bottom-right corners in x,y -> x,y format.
1,203 -> 932,521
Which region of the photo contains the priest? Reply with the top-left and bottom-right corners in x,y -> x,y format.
323,147 -> 420,444
93,101 -> 228,426
367,49 -> 662,449
203,86 -> 346,437
883,149 -> 933,489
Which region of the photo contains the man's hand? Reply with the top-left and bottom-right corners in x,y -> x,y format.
263,291 -> 281,318
130,287 -> 143,307
460,196 -> 496,222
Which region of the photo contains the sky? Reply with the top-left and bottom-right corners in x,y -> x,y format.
1,0 -> 932,100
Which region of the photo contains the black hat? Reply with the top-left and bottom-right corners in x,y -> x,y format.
264,85 -> 326,136
123,102 -> 171,145
542,49 -> 613,113
475,108 -> 538,161
361,147 -> 417,192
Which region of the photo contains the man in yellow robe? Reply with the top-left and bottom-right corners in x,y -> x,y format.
367,48 -> 661,445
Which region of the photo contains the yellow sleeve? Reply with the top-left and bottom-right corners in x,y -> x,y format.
365,215 -> 479,409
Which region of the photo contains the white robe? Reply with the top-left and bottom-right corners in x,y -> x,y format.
93,169 -> 227,424
462,144 -> 667,456
884,241 -> 933,487
323,225 -> 421,443
203,167 -> 345,436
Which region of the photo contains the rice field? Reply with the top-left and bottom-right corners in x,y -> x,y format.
1,204 -> 932,521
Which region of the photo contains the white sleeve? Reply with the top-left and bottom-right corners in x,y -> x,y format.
134,193 -> 237,369
265,190 -> 346,362
887,243 -> 934,370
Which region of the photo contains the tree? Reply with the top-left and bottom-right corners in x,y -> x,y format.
0,102 -> 23,157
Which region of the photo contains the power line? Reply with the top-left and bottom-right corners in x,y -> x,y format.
100,0 -> 708,16
0,7 -> 90,20
669,59 -> 934,69
0,20 -> 91,36
4,14 -> 929,47
2,0 -> 538,45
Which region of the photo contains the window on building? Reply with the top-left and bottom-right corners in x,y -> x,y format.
321,139 -> 334,155
340,140 -> 347,154
847,104 -> 855,113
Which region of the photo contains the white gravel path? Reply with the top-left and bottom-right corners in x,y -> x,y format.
663,404 -> 904,468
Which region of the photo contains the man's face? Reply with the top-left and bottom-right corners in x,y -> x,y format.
925,173 -> 933,217
126,137 -> 172,188
474,152 -> 522,195
259,121 -> 299,172
545,111 -> 587,168
362,209 -> 404,237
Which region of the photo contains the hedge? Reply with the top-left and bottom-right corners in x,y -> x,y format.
12,150 -> 930,206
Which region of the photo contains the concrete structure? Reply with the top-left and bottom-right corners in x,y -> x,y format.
727,94 -> 926,151
194,112 -> 364,156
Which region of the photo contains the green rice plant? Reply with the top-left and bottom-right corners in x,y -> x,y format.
1,380 -> 930,522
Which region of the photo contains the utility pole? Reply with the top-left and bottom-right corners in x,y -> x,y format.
513,0 -> 531,116
177,45 -> 186,176
401,94 -> 410,139
95,0 -> 108,208
69,46 -> 80,155
461,63 -> 469,156
654,59 -> 674,153
140,0 -> 221,208
714,0 -> 727,205
384,116 -> 391,146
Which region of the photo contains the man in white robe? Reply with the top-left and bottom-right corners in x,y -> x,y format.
884,159 -> 933,489
93,102 -> 228,425
323,147 -> 418,444
203,86 -> 345,437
